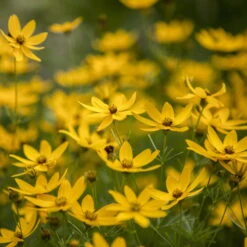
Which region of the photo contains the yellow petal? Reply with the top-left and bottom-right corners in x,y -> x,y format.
27,32 -> 48,45
124,185 -> 137,202
21,46 -> 41,62
8,14 -> 21,38
22,19 -> 36,38
161,102 -> 174,120
120,141 -> 133,161
23,144 -> 40,161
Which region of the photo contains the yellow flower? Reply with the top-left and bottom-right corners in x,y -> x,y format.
25,176 -> 86,212
93,29 -> 136,52
9,170 -> 67,195
85,232 -> 126,247
186,127 -> 247,162
80,92 -> 137,131
0,14 -> 48,62
100,140 -> 160,173
10,140 -> 68,175
154,20 -> 194,44
135,102 -> 192,132
70,194 -> 118,226
177,77 -> 226,108
149,161 -> 207,207
107,185 -> 166,228
196,28 -> 245,53
119,0 -> 159,9
49,17 -> 82,34
0,210 -> 38,247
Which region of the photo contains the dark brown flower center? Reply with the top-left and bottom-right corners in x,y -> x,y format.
162,117 -> 173,126
55,197 -> 67,207
224,145 -> 234,154
15,231 -> 23,239
109,104 -> 118,114
172,189 -> 183,199
16,35 -> 25,45
121,159 -> 133,168
37,155 -> 47,164
84,210 -> 97,221
130,202 -> 140,212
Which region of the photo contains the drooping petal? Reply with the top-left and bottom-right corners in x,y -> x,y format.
21,46 -> 41,62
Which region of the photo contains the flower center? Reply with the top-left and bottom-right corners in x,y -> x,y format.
15,231 -> 23,239
162,117 -> 173,126
37,155 -> 47,164
224,145 -> 234,154
16,34 -> 25,45
121,159 -> 133,168
84,210 -> 97,221
172,189 -> 183,199
130,202 -> 140,212
109,104 -> 118,114
55,197 -> 67,207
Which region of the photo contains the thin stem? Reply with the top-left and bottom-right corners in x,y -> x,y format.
237,185 -> 247,234
192,105 -> 205,140
111,121 -> 122,146
148,134 -> 162,160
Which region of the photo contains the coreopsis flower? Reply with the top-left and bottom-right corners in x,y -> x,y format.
80,92 -> 137,131
0,210 -> 38,247
149,161 -> 207,207
119,0 -> 159,9
107,185 -> 166,228
25,176 -> 86,212
0,14 -> 48,62
60,123 -> 107,150
177,77 -> 226,108
99,141 -> 160,173
196,28 -> 245,53
49,17 -> 82,34
93,30 -> 137,52
9,170 -> 67,195
186,127 -> 247,162
10,140 -> 68,175
135,101 -> 192,132
193,107 -> 247,134
70,194 -> 118,226
85,232 -> 126,247
154,20 -> 194,44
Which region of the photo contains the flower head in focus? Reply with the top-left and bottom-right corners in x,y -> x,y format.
0,14 -> 48,62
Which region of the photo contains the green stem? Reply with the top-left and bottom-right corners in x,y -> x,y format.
111,121 -> 122,146
237,185 -> 247,234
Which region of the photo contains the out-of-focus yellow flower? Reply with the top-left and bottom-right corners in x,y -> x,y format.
0,14 -> 48,62
186,127 -> 247,163
107,185 -> 166,228
196,28 -> 245,53
10,140 -> 68,175
80,92 -> 138,131
119,0 -> 159,9
71,194 -> 118,226
25,176 -> 86,212
135,101 -> 192,132
0,210 -> 38,247
100,140 -> 160,173
154,20 -> 194,44
93,29 -> 136,52
85,232 -> 126,247
9,170 -> 67,195
149,161 -> 207,208
49,17 -> 82,34
93,81 -> 118,100
177,77 -> 226,108
211,53 -> 247,71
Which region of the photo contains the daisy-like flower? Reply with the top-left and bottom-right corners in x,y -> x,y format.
119,0 -> 159,9
85,232 -> 126,247
80,92 -> 137,131
70,194 -> 118,226
107,185 -> 166,228
49,17 -> 82,34
10,140 -> 68,175
149,161 -> 207,208
135,101 -> 192,132
0,210 -> 38,247
8,170 -> 67,195
99,141 -> 160,173
186,127 -> 247,163
195,28 -> 245,53
177,77 -> 226,108
60,123 -> 107,150
25,176 -> 86,212
0,14 -> 48,62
